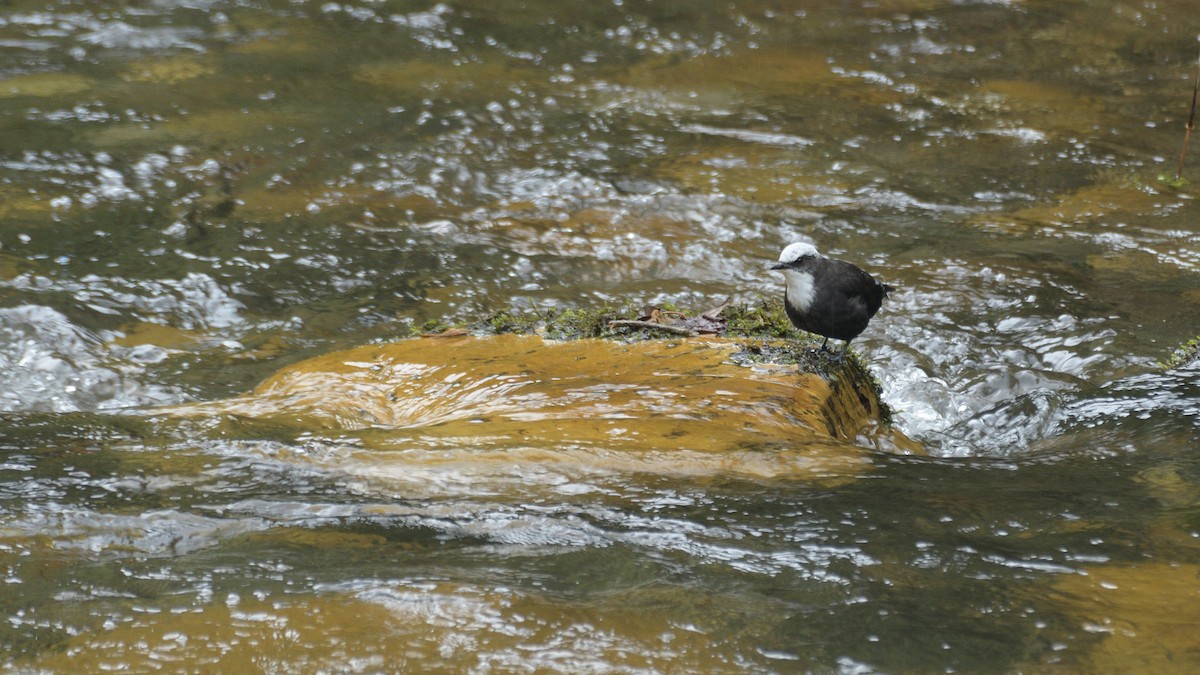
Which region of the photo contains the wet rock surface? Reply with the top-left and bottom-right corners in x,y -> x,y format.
159,334 -> 919,483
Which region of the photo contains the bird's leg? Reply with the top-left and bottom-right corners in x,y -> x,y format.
829,340 -> 851,364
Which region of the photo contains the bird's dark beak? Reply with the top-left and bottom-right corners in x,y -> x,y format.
770,263 -> 787,271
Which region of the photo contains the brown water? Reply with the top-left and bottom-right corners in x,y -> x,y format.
2,0 -> 1199,672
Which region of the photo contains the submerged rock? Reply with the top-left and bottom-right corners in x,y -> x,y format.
19,579 -> 765,673
158,334 -> 919,483
1041,562 -> 1200,672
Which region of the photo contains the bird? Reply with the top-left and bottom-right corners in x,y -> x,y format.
771,242 -> 894,362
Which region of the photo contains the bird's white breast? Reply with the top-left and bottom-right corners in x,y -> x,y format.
782,269 -> 816,313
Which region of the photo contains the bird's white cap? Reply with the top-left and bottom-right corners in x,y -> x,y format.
778,242 -> 821,264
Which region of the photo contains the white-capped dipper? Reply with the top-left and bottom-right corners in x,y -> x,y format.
771,242 -> 894,361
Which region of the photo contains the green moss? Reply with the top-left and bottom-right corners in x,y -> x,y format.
846,353 -> 896,427
474,303 -> 631,340
1156,173 -> 1189,189
541,305 -> 634,340
724,297 -> 810,340
476,298 -> 813,341
483,310 -> 545,336
402,304 -> 632,340
1161,335 -> 1200,370
414,318 -> 457,335
455,299 -> 824,342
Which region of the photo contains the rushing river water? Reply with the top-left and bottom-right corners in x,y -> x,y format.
2,0 -> 1200,672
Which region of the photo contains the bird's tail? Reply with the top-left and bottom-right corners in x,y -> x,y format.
881,283 -> 896,299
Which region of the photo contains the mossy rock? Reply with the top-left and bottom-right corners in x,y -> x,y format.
152,300 -> 916,484
1163,335 -> 1200,370
158,332 -> 919,486
420,301 -> 894,422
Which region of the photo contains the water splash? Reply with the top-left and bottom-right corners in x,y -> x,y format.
0,305 -> 179,412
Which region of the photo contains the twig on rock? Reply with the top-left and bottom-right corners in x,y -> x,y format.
607,320 -> 697,336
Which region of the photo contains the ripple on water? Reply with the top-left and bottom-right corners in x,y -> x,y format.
922,363 -> 1200,458
868,258 -> 1130,452
3,268 -> 246,329
0,148 -> 190,210
192,438 -> 869,581
78,20 -> 206,51
0,305 -> 180,412
6,506 -> 267,556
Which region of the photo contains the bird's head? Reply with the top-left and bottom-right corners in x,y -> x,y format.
770,242 -> 821,270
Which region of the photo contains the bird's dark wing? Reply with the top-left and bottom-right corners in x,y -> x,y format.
807,260 -> 888,340
824,261 -> 887,309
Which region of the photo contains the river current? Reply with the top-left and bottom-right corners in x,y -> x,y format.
1,1 -> 1199,672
